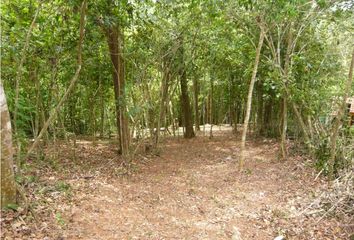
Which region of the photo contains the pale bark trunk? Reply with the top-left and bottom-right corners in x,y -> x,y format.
1,85 -> 17,208
239,27 -> 265,171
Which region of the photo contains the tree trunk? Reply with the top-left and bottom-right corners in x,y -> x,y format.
290,99 -> 312,149
280,25 -> 293,160
34,66 -> 40,138
328,49 -> 354,180
193,76 -> 200,131
1,85 -> 17,209
104,26 -> 129,155
99,74 -> 105,137
256,80 -> 264,135
280,96 -> 287,160
179,39 -> 195,139
209,75 -> 214,138
239,26 -> 265,171
155,66 -> 170,145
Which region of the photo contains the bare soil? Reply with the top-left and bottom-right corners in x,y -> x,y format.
1,128 -> 351,239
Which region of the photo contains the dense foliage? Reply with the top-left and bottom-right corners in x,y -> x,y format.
1,0 -> 353,176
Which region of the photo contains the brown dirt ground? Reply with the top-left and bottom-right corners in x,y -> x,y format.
1,128 -> 351,239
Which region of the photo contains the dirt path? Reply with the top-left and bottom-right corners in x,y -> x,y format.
61,131 -> 343,240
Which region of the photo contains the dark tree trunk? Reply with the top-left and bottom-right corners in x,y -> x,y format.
104,26 -> 129,155
180,70 -> 195,138
193,76 -> 200,131
178,37 -> 194,139
262,98 -> 273,136
99,74 -> 105,137
209,74 -> 214,138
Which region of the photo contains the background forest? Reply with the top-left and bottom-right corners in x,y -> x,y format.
1,0 -> 354,239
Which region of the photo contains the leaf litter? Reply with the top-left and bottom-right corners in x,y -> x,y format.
1,129 -> 352,239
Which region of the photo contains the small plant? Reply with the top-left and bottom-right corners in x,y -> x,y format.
55,181 -> 71,193
55,212 -> 65,226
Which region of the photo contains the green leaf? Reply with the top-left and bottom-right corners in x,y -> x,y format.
5,203 -> 19,211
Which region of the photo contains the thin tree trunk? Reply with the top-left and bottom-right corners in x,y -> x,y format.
99,73 -> 105,137
234,103 -> 239,133
34,66 -> 40,138
26,0 -> 87,157
193,76 -> 200,131
280,25 -> 293,160
290,98 -> 312,148
143,81 -> 154,143
256,80 -> 263,134
13,1 -> 42,136
155,67 -> 170,145
280,96 -> 287,159
170,101 -> 176,136
209,75 -> 214,138
239,26 -> 265,171
328,49 -> 354,180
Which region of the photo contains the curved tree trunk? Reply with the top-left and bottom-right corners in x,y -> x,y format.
239,26 -> 265,171
1,84 -> 17,208
26,0 -> 87,157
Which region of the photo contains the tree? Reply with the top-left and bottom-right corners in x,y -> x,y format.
102,24 -> 130,155
97,1 -> 130,155
178,36 -> 195,139
1,84 -> 17,208
26,0 -> 87,157
239,19 -> 265,171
